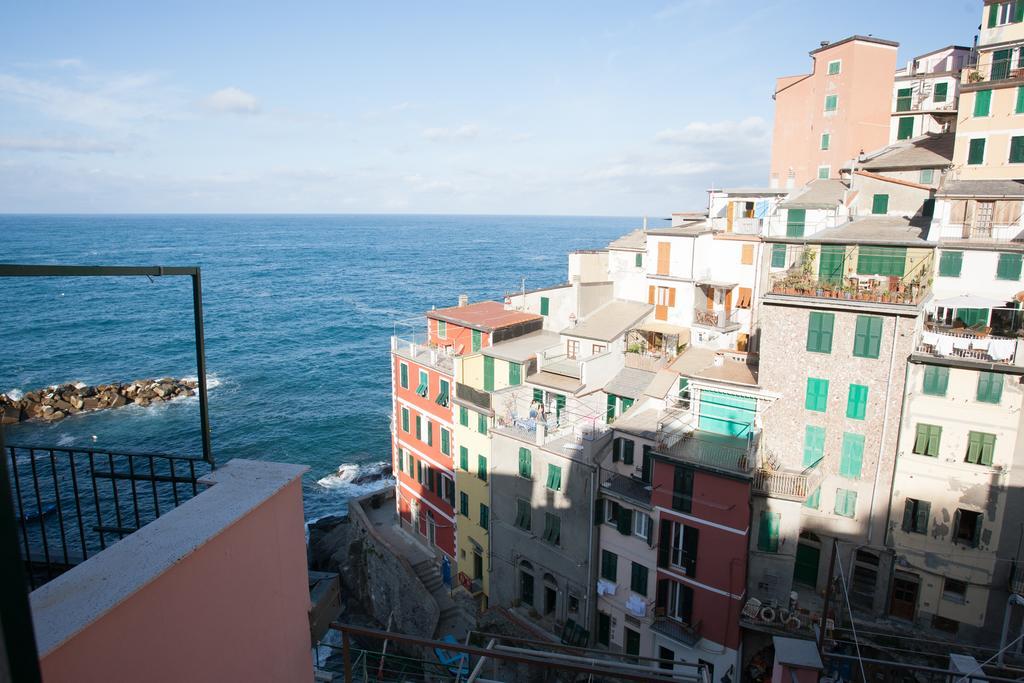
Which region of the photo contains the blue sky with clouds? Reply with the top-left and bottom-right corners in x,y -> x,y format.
0,1 -> 980,215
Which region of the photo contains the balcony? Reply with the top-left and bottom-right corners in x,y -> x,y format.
962,55 -> 1024,86
659,429 -> 757,477
692,307 -> 741,332
1011,564 -> 1024,595
624,350 -> 671,372
536,345 -> 621,389
492,385 -> 610,449
392,333 -> 454,374
918,325 -> 1022,365
454,381 -> 491,412
651,615 -> 702,647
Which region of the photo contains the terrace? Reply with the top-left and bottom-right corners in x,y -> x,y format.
491,385 -> 609,449
916,297 -> 1024,364
391,331 -> 455,374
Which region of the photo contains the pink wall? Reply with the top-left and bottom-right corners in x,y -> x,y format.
38,470 -> 312,683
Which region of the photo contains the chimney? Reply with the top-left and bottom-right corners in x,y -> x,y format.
820,40 -> 830,48
458,294 -> 469,308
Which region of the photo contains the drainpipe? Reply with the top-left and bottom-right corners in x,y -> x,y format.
998,594 -> 1024,665
585,461 -> 597,639
881,359 -> 913,547
867,315 -> 902,546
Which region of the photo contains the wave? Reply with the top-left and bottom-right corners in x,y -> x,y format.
315,461 -> 394,500
57,434 -> 75,447
4,389 -> 23,401
180,374 -> 223,391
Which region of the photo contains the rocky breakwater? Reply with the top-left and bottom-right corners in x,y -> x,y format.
0,378 -> 198,425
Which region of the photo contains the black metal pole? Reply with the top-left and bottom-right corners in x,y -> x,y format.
342,631 -> 352,683
191,270 -> 214,466
0,430 -> 43,682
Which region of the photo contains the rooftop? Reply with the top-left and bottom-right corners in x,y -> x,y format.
717,187 -> 790,196
526,369 -> 585,394
604,367 -> 657,400
427,300 -> 541,332
779,179 -> 848,210
938,179 -> 1024,199
646,224 -> 713,237
607,228 -> 646,251
669,347 -> 758,386
561,300 -> 654,342
859,133 -> 955,171
808,34 -> 899,56
793,215 -> 930,246
609,407 -> 662,440
600,472 -> 652,508
484,330 -> 560,362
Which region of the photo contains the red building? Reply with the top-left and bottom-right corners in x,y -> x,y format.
390,299 -> 541,561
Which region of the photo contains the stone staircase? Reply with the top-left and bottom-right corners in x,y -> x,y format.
410,558 -> 476,642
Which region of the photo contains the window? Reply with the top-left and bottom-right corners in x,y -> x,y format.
897,116 -> 914,140
479,503 -> 489,531
977,371 -> 1004,403
997,253 -> 1023,281
820,132 -> 830,150
482,355 -> 495,391
757,511 -> 780,552
640,445 -> 653,484
853,315 -> 883,359
786,209 -> 806,237
459,405 -> 468,427
857,246 -> 905,277
668,522 -> 699,575
515,498 -> 532,531
597,612 -> 611,646
518,447 -> 532,478
416,460 -> 422,484
922,365 -> 949,396
634,512 -> 652,542
459,492 -> 469,517
846,384 -> 868,420
803,425 -> 825,468
804,487 -> 821,510
953,509 -> 983,547
635,252 -> 643,268
913,423 -> 942,456
805,378 -> 829,412
902,498 -> 931,534
630,562 -> 649,596
933,82 -> 948,103
943,578 -> 967,603
1011,136 -> 1024,164
741,243 -> 754,265
839,433 -> 864,479
827,59 -> 841,75
671,465 -> 693,513
508,362 -> 522,386
665,580 -> 694,623
416,370 -> 429,397
471,329 -> 481,352
824,94 -> 838,112
737,286 -> 752,309
399,362 -> 409,389
871,194 -> 890,215
440,428 -> 450,455
426,419 -> 433,447
601,550 -> 618,581
806,311 -> 835,354
920,168 -> 935,184
436,379 -> 449,406
542,512 -> 561,545
546,464 -> 562,491
415,415 -> 422,440
437,320 -> 447,339
477,413 -> 488,434
835,488 -> 857,518
477,454 -> 487,481
938,250 -> 962,277
540,296 -> 550,316
401,407 -> 410,432
1018,86 -> 1024,114
966,431 -> 996,466
459,446 -> 468,471
771,243 -> 787,268
968,138 -> 986,165
817,166 -> 830,180
974,89 -> 992,117
612,437 -> 634,464
896,87 -> 912,112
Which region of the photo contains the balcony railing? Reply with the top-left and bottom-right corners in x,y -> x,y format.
918,326 -> 1021,364
454,382 -> 491,412
963,56 -> 1024,85
1010,564 -> 1024,595
938,222 -> 1024,243
624,351 -> 671,372
391,333 -> 454,374
768,270 -> 930,306
692,307 -> 741,331
661,430 -> 757,476
6,444 -> 211,589
753,469 -> 809,501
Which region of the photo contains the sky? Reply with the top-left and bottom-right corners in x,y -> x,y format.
0,1 -> 981,216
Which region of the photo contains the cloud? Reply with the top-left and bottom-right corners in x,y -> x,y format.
202,86 -> 260,115
422,123 -> 480,141
0,73 -> 169,128
0,137 -> 117,153
653,0 -> 717,20
654,116 -> 770,146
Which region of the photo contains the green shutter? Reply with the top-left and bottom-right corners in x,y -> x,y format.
956,307 -> 989,327
786,209 -> 806,237
938,250 -> 963,277
480,504 -> 489,531
913,423 -> 942,456
1011,137 -> 1024,164
757,511 -> 780,552
478,454 -> 487,481
477,413 -> 488,434
856,246 -> 905,276
540,297 -> 550,316
483,355 -> 495,391
974,89 -> 992,117
459,405 -> 469,427
839,433 -> 864,479
828,60 -> 841,75
804,487 -> 821,509
824,94 -> 837,112
997,253 -> 1022,280
934,82 -> 948,103
459,492 -> 469,517
966,431 -> 997,466
897,117 -> 914,140
896,88 -> 912,112
834,489 -> 857,518
460,446 -> 469,471
606,393 -> 617,422
853,315 -> 883,359
509,362 -> 522,386
426,420 -> 433,446
437,320 -> 446,339
922,365 -> 949,396
989,2 -> 999,27
441,428 -> 450,455
547,464 -> 562,491
402,407 -> 409,432
818,245 -> 846,285
803,425 -> 826,468
821,132 -> 830,150
518,447 -> 532,478
400,363 -> 409,389
1016,0 -> 1024,22
818,166 -> 830,180
1017,87 -> 1024,114
415,415 -> 422,440
472,329 -> 482,352
631,563 -> 649,596
601,550 -> 618,581
993,49 -> 1012,80
846,384 -> 868,420
968,138 -> 986,165
635,253 -> 643,267
806,311 -> 835,353
436,379 -> 449,406
977,371 -> 1004,404
771,244 -> 787,268
533,388 -> 544,404
920,169 -> 935,184
805,378 -> 829,412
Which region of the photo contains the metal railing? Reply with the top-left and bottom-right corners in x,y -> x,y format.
918,326 -> 1020,364
624,351 -> 671,372
963,56 -> 1024,84
692,307 -> 740,330
752,469 -> 809,500
391,334 -> 454,374
6,444 -> 212,589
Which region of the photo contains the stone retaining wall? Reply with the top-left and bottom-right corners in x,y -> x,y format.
0,378 -> 198,424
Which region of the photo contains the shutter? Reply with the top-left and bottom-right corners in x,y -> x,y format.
975,89 -> 992,117
540,296 -> 549,316
972,514 -> 983,547
648,285 -> 656,304
981,434 -> 995,466
902,499 -> 914,532
741,244 -> 754,265
657,242 -> 671,275
1016,0 -> 1024,22
612,436 -> 621,462
917,501 -> 931,532
656,579 -> 669,610
953,509 -> 962,544
668,287 -> 676,307
897,117 -> 914,140
483,355 -> 494,391
680,584 -> 694,623
594,498 -> 604,525
617,506 -> 633,535
608,396 -> 618,424
624,440 -> 635,465
990,3 -> 999,27
683,525 -> 699,577
658,519 -> 671,568
533,388 -> 543,403
928,425 -> 942,456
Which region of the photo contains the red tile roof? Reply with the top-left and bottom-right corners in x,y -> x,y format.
427,300 -> 541,331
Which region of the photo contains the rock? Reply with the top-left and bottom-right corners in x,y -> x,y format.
51,399 -> 73,412
70,396 -> 84,410
0,406 -> 21,425
44,410 -> 65,422
134,397 -> 150,407
109,394 -> 127,408
82,397 -> 100,411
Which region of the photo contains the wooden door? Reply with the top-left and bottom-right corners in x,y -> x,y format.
793,543 -> 820,587
726,202 -> 734,232
657,242 -> 671,275
889,574 -> 919,620
724,289 -> 733,313
566,339 -> 579,359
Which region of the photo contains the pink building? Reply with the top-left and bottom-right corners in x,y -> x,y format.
771,35 -> 899,188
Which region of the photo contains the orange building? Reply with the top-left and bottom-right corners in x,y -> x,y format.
771,35 -> 899,188
391,299 -> 541,563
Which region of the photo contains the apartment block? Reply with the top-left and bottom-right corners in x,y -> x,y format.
891,45 -> 971,142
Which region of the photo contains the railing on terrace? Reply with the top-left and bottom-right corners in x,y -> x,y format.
709,216 -> 762,234
454,382 -> 491,412
692,307 -> 740,330
938,222 -> 1024,242
391,333 -> 454,374
1011,564 -> 1024,596
752,469 -> 809,500
918,325 -> 1021,364
624,351 -> 671,372
963,55 -> 1024,85
6,444 -> 211,589
662,431 -> 757,476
